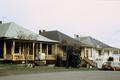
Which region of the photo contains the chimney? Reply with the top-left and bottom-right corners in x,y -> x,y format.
43,30 -> 46,32
74,34 -> 79,39
0,21 -> 2,24
39,30 -> 42,34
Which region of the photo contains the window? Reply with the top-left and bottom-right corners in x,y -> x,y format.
15,42 -> 19,53
42,44 -> 47,53
63,46 -> 67,56
6,41 -> 12,54
107,50 -> 110,56
114,50 -> 118,54
48,45 -> 52,55
98,50 -> 102,56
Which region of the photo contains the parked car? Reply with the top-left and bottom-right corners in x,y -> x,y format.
102,61 -> 120,71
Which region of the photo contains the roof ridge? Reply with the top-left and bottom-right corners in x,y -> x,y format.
3,22 -> 12,37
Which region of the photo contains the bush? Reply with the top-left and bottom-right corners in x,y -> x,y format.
66,48 -> 81,68
69,52 -> 81,68
108,57 -> 114,61
55,54 -> 62,67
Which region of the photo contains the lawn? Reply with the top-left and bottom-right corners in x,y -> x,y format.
0,64 -> 98,76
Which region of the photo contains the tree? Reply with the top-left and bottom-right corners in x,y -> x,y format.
17,31 -> 39,65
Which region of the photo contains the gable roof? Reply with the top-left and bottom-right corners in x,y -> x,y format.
0,22 -> 58,43
76,36 -> 114,48
40,30 -> 90,47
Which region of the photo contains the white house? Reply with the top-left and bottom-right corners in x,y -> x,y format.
75,36 -> 119,68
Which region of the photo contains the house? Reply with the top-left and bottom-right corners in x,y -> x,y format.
39,30 -> 88,55
75,36 -> 119,68
0,22 -> 58,64
39,30 -> 96,67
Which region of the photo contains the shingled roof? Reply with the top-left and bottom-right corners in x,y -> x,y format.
0,22 -> 58,43
39,30 -> 90,47
76,36 -> 114,49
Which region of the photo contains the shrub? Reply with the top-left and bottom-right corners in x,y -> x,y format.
55,54 -> 62,67
108,57 -> 114,61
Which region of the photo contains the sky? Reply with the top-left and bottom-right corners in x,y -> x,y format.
0,0 -> 120,48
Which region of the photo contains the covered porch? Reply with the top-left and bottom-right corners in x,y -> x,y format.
0,39 -> 58,64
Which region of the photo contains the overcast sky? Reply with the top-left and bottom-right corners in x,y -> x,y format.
0,0 -> 120,48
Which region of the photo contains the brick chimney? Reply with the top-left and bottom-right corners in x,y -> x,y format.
39,30 -> 42,34
43,30 -> 46,32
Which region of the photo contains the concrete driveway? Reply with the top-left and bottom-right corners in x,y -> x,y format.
0,71 -> 120,80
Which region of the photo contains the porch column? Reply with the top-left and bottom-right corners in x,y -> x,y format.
19,43 -> 21,54
28,44 -> 29,55
102,49 -> 104,55
11,41 -> 15,60
46,44 -> 48,56
40,43 -> 42,60
40,43 -> 42,54
55,44 -> 57,55
91,48 -> 93,57
3,41 -> 6,59
102,49 -> 104,61
33,43 -> 35,60
36,43 -> 38,55
84,47 -> 86,57
109,50 -> 112,56
22,43 -> 25,59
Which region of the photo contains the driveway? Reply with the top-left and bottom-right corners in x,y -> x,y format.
0,71 -> 120,80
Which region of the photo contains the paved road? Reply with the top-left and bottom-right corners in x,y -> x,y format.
0,71 -> 120,80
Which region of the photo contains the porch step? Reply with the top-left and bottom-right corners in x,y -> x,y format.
82,57 -> 96,67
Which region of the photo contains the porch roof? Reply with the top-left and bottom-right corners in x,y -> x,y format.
0,22 -> 58,43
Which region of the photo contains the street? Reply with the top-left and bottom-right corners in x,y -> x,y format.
0,71 -> 120,80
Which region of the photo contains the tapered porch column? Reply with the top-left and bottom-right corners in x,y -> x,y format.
84,47 -> 87,58
102,49 -> 104,56
19,43 -> 21,54
91,48 -> 93,57
4,41 -> 6,60
55,44 -> 57,55
28,44 -> 30,56
11,41 -> 15,60
33,42 -> 35,60
36,43 -> 38,55
40,43 -> 42,53
40,43 -> 42,60
46,44 -> 48,56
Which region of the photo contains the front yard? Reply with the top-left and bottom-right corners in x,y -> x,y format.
0,64 -> 97,76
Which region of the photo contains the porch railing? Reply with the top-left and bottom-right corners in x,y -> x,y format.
13,54 -> 34,60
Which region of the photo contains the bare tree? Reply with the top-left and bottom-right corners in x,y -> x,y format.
17,31 -> 39,65
17,31 -> 26,39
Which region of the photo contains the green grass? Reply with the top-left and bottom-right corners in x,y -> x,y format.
0,64 -> 98,76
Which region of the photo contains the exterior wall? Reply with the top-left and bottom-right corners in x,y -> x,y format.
112,49 -> 120,62
46,44 -> 58,61
57,46 -> 66,61
80,47 -> 92,59
91,48 -> 114,68
81,48 -> 85,59
74,47 -> 118,68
